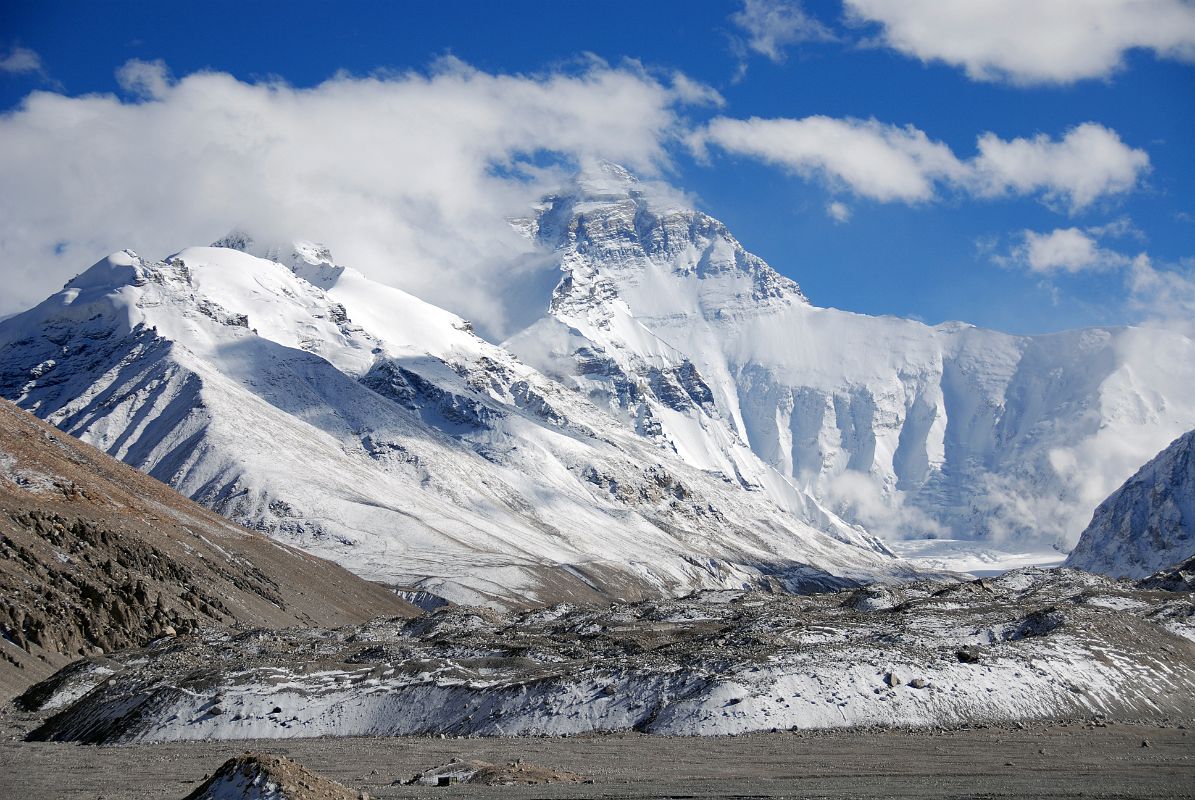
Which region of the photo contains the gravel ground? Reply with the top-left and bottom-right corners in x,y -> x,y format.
2,711 -> 1192,800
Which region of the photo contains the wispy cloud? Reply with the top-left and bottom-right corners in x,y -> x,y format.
0,45 -> 42,75
826,201 -> 851,223
690,115 -> 965,203
1129,256 -> 1195,328
993,224 -> 1195,334
730,0 -> 835,63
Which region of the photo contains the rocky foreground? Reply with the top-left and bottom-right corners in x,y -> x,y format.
183,753 -> 363,800
17,566 -> 1194,744
3,721 -> 1190,800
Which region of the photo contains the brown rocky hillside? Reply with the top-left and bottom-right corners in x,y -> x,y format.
0,399 -> 416,700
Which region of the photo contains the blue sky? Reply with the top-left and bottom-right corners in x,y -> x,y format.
2,0 -> 1194,335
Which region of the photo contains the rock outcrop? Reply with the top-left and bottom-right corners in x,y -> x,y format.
1066,430 -> 1195,578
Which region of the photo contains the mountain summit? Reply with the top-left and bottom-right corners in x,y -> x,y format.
507,164 -> 1195,570
4,164 -> 1194,593
0,238 -> 915,608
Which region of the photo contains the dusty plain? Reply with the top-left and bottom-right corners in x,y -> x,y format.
2,709 -> 1192,800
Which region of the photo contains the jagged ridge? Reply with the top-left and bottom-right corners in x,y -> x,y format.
1066,429 -> 1195,578
0,243 -> 920,610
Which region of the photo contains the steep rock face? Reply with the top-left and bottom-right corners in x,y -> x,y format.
0,399 -> 415,701
1066,430 -> 1195,578
0,246 -> 920,610
507,163 -> 1195,564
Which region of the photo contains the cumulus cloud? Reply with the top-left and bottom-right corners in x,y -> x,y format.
971,124 -> 1150,211
0,45 -> 42,75
691,117 -> 1149,211
730,0 -> 835,63
0,58 -> 711,338
826,201 -> 851,223
844,0 -> 1195,85
995,225 -> 1195,336
1012,228 -> 1133,273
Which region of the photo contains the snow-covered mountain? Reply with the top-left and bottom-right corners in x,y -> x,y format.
1065,429 -> 1195,578
4,163 -> 1190,598
0,243 -> 919,609
506,163 -> 1195,569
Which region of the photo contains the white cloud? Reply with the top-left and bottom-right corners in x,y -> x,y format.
826,201 -> 851,222
0,59 -> 707,338
730,0 -> 835,63
820,470 -> 944,541
116,59 -> 173,100
971,123 -> 1150,212
692,118 -> 1149,211
1013,228 -> 1132,273
1129,255 -> 1195,325
1086,215 -> 1146,241
0,46 -> 42,75
992,226 -> 1195,346
667,71 -> 726,107
692,116 -> 966,202
844,0 -> 1195,85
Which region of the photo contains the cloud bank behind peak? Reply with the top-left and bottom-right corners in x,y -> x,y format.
0,58 -> 710,339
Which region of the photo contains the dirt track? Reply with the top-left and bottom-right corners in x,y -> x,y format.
2,715 -> 1192,799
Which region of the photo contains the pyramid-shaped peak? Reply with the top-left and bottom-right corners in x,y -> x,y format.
574,159 -> 639,199
564,160 -> 699,220
211,229 -> 333,264
64,249 -> 146,292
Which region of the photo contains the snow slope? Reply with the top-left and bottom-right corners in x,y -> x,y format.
0,245 -> 921,608
507,163 -> 1195,566
1066,429 -> 1195,578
